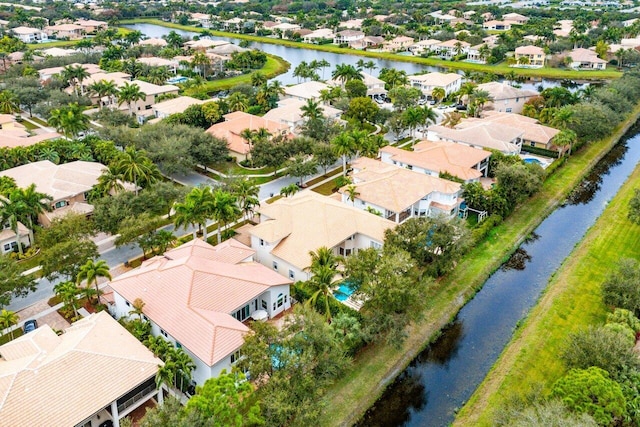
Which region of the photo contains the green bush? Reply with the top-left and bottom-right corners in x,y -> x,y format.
471,214 -> 503,243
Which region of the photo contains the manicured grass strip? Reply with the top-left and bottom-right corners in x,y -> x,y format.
27,28 -> 132,49
183,54 -> 290,96
453,135 -> 640,425
120,19 -> 622,80
318,104 -> 640,427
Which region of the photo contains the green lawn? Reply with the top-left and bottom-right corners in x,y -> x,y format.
318,103 -> 640,427
120,19 -> 622,80
27,28 -> 131,49
208,161 -> 275,177
311,180 -> 337,196
453,131 -> 640,425
183,55 -> 290,96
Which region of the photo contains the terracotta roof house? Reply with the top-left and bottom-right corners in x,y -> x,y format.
184,39 -> 230,50
0,312 -> 162,427
514,45 -> 546,67
205,111 -> 292,160
0,160 -> 107,226
283,81 -> 330,102
380,140 -> 491,183
74,18 -> 107,33
469,111 -> 561,152
328,72 -> 386,97
340,157 -> 463,222
136,56 -> 178,73
409,72 -> 462,96
477,81 -> 539,114
568,48 -> 607,69
109,239 -> 292,385
0,114 -> 62,148
38,62 -> 101,81
247,192 -> 395,281
45,23 -> 85,40
427,122 -> 523,155
262,98 -> 342,133
503,13 -> 530,24
302,28 -> 335,44
483,20 -> 513,31
384,36 -> 415,52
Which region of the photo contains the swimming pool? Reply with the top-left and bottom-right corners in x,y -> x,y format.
167,76 -> 188,84
334,282 -> 355,302
523,158 -> 543,165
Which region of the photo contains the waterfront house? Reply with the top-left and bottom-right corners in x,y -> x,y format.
283,81 -> 330,102
409,72 -> 462,97
567,48 -> 607,69
476,81 -> 539,114
435,39 -> 470,59
11,26 -> 47,43
428,122 -> 523,155
262,98 -> 342,133
470,111 -> 560,152
514,46 -> 546,67
333,30 -> 365,45
408,39 -> 442,56
44,23 -> 84,40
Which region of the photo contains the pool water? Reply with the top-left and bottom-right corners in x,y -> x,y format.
167,76 -> 188,84
524,158 -> 543,165
334,282 -> 355,301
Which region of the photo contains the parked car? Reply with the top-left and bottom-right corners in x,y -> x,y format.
455,104 -> 467,111
23,319 -> 37,334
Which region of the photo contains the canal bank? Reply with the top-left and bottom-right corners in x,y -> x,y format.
453,133 -> 640,424
120,18 -> 621,81
319,103 -> 640,427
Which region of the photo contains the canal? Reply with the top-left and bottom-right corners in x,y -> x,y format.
123,23 -> 571,91
358,124 -> 640,426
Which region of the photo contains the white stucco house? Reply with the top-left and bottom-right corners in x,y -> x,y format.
109,238 -> 293,386
409,72 -> 462,97
244,192 -> 395,282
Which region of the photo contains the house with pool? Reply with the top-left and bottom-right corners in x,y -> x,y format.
108,238 -> 292,386
339,157 -> 463,222
243,192 -> 395,282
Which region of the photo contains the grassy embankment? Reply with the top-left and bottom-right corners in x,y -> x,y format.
453,124 -> 640,425
183,54 -> 290,96
318,103 -> 640,427
120,18 -> 622,80
27,27 -> 132,49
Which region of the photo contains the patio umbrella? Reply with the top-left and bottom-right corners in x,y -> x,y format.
251,310 -> 268,321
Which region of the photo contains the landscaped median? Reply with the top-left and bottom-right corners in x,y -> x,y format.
120,18 -> 622,80
318,102 -> 640,427
452,126 -> 640,424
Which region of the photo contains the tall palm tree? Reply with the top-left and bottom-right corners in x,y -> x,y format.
0,90 -> 19,114
331,133 -> 355,176
169,348 -> 195,392
0,309 -> 18,340
431,87 -> 446,104
553,129 -> 578,156
331,64 -> 364,86
53,281 -> 81,319
156,359 -> 177,390
173,197 -> 201,241
117,82 -> 145,117
73,65 -> 90,96
191,51 -> 211,79
317,59 -> 330,79
186,186 -> 216,241
403,107 -> 424,139
76,259 -> 112,306
227,92 -> 249,112
230,179 -> 259,221
12,184 -> 51,234
301,99 -> 322,121
94,166 -> 125,197
303,264 -> 341,322
146,66 -> 172,85
211,189 -> 240,244
48,104 -> 90,138
88,79 -> 119,109
115,146 -> 160,195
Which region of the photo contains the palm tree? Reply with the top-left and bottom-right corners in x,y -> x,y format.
184,186 -> 216,241
317,58 -> 330,79
331,133 -> 355,176
0,309 -> 18,340
76,259 -> 112,306
94,166 -> 125,197
0,90 -> 19,114
457,82 -> 477,105
331,64 -> 364,86
431,87 -> 446,104
230,179 -> 259,221
549,106 -> 575,129
88,79 -> 119,110
553,129 -> 578,156
469,90 -> 492,117
48,104 -> 90,138
379,68 -> 408,89
227,92 -> 249,112
442,111 -> 462,128
303,264 -> 341,322
117,82 -> 145,116
191,51 -> 211,79
146,66 -> 172,85
61,65 -> 79,95
251,72 -> 267,87
54,281 -> 81,319
403,107 -> 423,139
345,184 -> 360,205
156,360 -> 177,390
211,189 -> 240,244
73,65 -> 90,96
169,348 -> 195,392
173,197 -> 201,241
129,298 -> 145,319
115,146 -> 160,195
420,106 -> 437,130
12,184 -> 51,233
0,193 -> 27,255
280,183 -> 299,197
38,147 -> 60,164
301,99 -> 323,121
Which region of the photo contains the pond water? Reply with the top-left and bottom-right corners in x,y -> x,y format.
124,23 -> 577,90
357,126 -> 640,426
